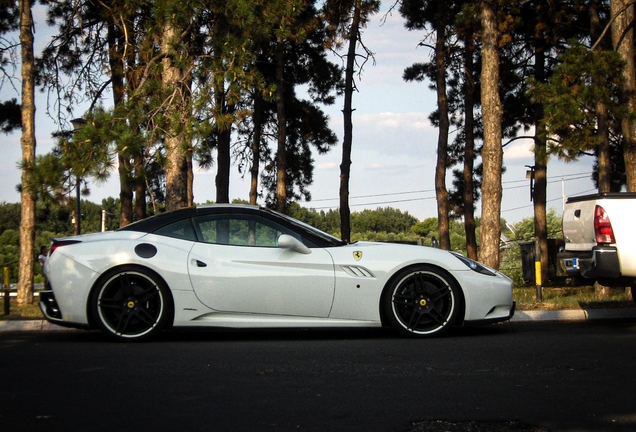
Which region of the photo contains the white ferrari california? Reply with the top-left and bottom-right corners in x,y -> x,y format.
40,204 -> 514,341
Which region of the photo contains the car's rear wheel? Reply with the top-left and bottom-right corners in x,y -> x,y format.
91,266 -> 172,341
383,265 -> 461,337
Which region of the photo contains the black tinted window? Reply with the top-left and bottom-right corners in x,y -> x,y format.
193,214 -> 301,247
154,219 -> 197,241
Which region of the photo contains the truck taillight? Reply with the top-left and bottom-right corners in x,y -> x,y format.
594,205 -> 615,244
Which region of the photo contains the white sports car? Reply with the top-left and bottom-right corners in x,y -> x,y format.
40,204 -> 514,341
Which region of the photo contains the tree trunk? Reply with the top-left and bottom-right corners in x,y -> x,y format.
107,20 -> 134,226
134,152 -> 147,220
478,0 -> 503,269
534,39 -> 549,286
187,151 -> 194,206
118,155 -> 133,225
611,0 -> 636,191
17,0 -> 36,305
591,0 -> 612,193
214,46 -> 231,205
215,88 -> 233,204
434,8 -> 451,251
216,124 -> 231,204
275,47 -> 287,214
162,24 -> 188,211
250,92 -> 264,206
340,0 -> 361,243
463,38 -> 477,260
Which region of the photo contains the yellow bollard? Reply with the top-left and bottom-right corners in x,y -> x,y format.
3,267 -> 9,316
535,260 -> 543,302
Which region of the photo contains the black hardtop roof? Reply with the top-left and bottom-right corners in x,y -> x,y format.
117,204 -> 262,233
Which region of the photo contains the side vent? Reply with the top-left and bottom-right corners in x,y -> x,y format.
341,265 -> 375,278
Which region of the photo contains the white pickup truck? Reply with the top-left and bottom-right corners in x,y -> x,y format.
559,192 -> 636,290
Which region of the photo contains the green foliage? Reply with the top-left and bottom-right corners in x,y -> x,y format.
500,209 -> 563,286
351,207 -> 418,234
503,208 -> 563,243
0,199 -> 121,283
0,98 -> 21,133
529,43 -> 627,161
0,203 -> 21,233
412,217 -> 473,254
290,204 -> 423,243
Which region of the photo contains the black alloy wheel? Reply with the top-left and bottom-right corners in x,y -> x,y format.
92,266 -> 172,341
384,265 -> 461,337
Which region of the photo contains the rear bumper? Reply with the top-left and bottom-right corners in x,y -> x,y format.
39,290 -> 89,330
558,246 -> 625,283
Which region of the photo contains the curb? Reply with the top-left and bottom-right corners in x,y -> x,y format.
0,320 -> 78,332
1,309 -> 636,332
511,308 -> 636,322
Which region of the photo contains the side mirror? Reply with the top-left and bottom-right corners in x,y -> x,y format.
278,234 -> 312,255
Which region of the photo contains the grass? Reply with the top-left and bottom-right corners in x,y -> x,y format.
1,286 -> 634,321
514,286 -> 635,310
0,298 -> 44,320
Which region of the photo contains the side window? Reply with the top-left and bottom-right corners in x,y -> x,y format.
154,219 -> 197,241
193,214 -> 301,247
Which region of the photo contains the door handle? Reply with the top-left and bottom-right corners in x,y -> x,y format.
195,260 -> 207,267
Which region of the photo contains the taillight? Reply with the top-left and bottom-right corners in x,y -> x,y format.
49,239 -> 81,256
594,205 -> 615,244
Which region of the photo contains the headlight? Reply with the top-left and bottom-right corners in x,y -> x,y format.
450,252 -> 496,276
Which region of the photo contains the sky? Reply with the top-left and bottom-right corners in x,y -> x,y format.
0,6 -> 598,226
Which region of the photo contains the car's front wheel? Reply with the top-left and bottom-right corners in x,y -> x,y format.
91,266 -> 173,341
383,265 -> 461,337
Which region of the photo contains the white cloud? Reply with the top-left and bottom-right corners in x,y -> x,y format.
504,138 -> 534,160
316,162 -> 339,170
355,112 -> 431,130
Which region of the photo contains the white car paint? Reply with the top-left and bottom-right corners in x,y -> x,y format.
41,205 -> 514,340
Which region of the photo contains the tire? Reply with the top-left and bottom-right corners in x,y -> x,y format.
383,265 -> 461,338
91,266 -> 173,341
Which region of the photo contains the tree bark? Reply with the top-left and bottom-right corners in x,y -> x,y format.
611,0 -> 636,191
434,5 -> 451,251
134,152 -> 147,220
591,0 -> 612,193
340,0 -> 361,243
118,155 -> 133,225
463,38 -> 477,260
533,38 -> 549,287
276,46 -> 287,213
17,0 -> 36,305
162,24 -> 189,211
250,92 -> 264,206
107,21 -> 133,226
478,0 -> 503,269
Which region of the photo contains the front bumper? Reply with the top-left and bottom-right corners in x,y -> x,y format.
464,301 -> 515,326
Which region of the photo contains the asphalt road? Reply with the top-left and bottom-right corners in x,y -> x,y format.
1,320 -> 636,432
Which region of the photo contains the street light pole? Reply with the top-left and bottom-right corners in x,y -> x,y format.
70,118 -> 86,235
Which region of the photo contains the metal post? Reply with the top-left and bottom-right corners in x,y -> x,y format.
3,267 -> 9,316
526,165 -> 535,202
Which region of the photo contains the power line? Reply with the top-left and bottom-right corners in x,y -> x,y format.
304,171 -> 595,211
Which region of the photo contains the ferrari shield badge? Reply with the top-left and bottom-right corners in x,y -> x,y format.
353,251 -> 363,261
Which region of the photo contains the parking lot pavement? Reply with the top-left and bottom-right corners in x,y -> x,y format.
2,308 -> 636,332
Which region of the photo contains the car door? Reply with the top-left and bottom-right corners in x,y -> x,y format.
187,213 -> 336,317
